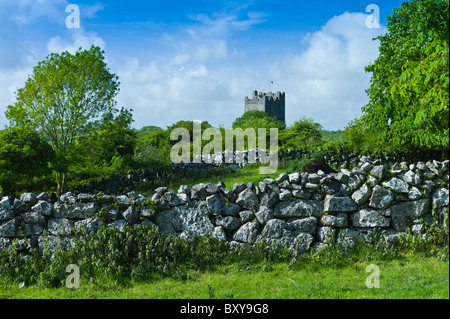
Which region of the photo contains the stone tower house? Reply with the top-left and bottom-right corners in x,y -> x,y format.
244,90 -> 285,123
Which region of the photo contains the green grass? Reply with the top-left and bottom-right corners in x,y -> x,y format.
138,164 -> 289,198
320,129 -> 344,142
1,251 -> 447,299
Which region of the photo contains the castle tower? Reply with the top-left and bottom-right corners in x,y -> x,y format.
244,90 -> 285,123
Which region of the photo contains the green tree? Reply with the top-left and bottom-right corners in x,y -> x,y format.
0,127 -> 55,195
280,117 -> 322,150
232,110 -> 286,131
73,107 -> 137,181
343,116 -> 383,152
134,121 -> 213,168
135,125 -> 162,139
231,111 -> 285,150
134,129 -> 172,168
363,0 -> 449,151
5,46 -> 120,195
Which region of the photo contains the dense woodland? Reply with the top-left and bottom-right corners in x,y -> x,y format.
0,0 -> 448,197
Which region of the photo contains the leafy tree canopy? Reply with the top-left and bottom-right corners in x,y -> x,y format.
0,127 -> 55,195
363,0 -> 449,151
280,117 -> 322,150
5,45 -> 120,194
232,110 -> 286,131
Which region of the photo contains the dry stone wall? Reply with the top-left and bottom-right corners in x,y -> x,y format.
1,158 -> 448,256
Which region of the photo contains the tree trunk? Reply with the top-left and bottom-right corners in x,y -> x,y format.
56,171 -> 67,197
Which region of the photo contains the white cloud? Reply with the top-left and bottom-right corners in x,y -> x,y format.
0,5 -> 388,133
268,12 -> 387,130
115,11 -> 387,131
112,52 -> 262,130
0,67 -> 33,128
47,29 -> 106,54
111,8 -> 268,129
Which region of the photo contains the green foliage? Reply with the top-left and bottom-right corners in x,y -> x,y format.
5,45 -> 120,194
0,127 -> 55,195
280,117 -> 322,150
0,225 -> 293,287
399,206 -> 449,261
134,128 -> 171,169
363,0 -> 449,151
68,107 -> 137,187
134,120 -> 214,168
166,120 -> 213,137
320,129 -> 344,142
232,110 -> 286,131
282,158 -> 314,173
1,211 -> 447,290
342,116 -> 387,152
135,125 -> 162,139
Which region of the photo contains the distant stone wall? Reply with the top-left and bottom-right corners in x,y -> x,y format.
73,148 -> 447,195
1,158 -> 448,256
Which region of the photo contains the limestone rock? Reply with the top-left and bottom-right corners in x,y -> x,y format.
401,170 -> 421,186
74,217 -> 101,233
233,182 -> 247,194
155,203 -> 215,238
317,226 -> 334,243
60,192 -> 77,204
273,199 -> 322,219
212,226 -> 227,241
239,210 -> 255,223
390,199 -> 430,231
233,221 -> 259,243
287,217 -> 317,234
351,183 -> 372,205
337,229 -> 365,247
21,211 -> 46,224
259,189 -> 280,208
236,189 -> 259,211
382,177 -> 410,193
31,200 -> 53,217
350,209 -> 390,227
0,219 -> 18,237
206,193 -> 226,215
321,213 -> 348,227
122,206 -> 140,225
370,165 -> 387,180
432,188 -> 449,208
369,185 -> 393,209
215,216 -> 241,231
323,195 -> 357,213
222,203 -> 241,216
48,218 -> 73,236
254,206 -> 274,225
20,193 -> 39,205
260,219 -> 289,239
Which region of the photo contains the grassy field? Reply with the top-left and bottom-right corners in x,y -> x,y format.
138,163 -> 291,198
1,251 -> 447,299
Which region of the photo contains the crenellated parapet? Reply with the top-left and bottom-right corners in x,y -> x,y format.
244,90 -> 285,122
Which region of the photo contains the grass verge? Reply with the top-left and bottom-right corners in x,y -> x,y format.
0,251 -> 447,299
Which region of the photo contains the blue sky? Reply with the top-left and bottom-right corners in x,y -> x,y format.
0,0 -> 405,130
